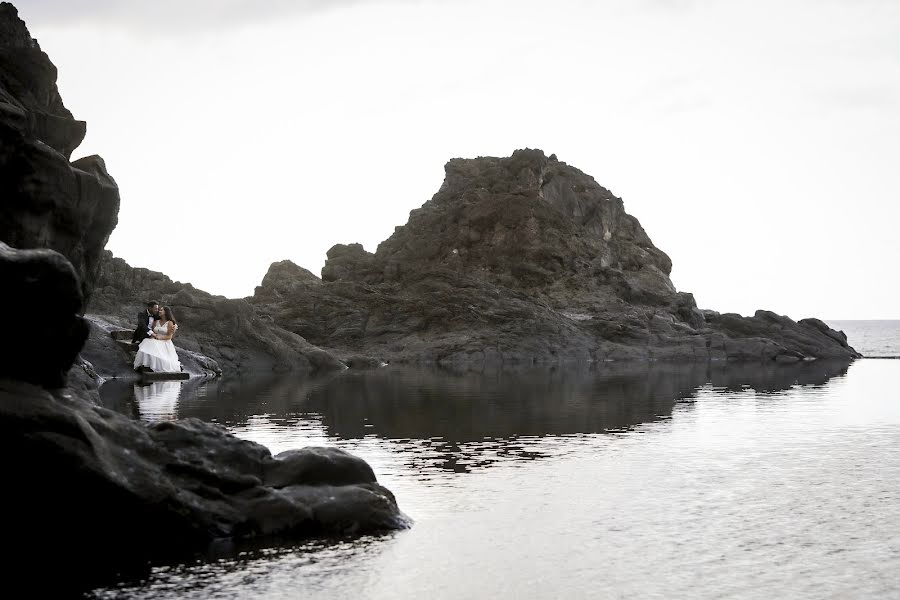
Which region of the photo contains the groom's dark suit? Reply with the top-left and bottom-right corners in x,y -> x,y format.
131,309 -> 156,344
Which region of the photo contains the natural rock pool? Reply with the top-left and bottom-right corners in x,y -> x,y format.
90,356 -> 900,599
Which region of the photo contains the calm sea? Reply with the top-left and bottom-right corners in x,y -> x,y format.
827,320 -> 900,358
89,321 -> 900,599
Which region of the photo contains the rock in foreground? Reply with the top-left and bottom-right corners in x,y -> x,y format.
253,149 -> 859,365
1,1 -> 339,378
0,5 -> 408,589
1,239 -> 409,593
0,2 -> 119,305
1,377 -> 409,590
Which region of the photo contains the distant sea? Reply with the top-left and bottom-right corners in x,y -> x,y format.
826,320 -> 900,358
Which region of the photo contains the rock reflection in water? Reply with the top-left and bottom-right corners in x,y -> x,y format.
163,361 -> 851,473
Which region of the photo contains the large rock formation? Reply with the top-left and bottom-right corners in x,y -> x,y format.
1,244 -> 409,591
0,1 -> 336,377
88,251 -> 346,374
0,2 -> 118,304
253,149 -> 859,364
0,5 -> 407,591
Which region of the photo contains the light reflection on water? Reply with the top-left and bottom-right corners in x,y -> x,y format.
91,360 -> 900,599
133,381 -> 183,421
827,320 -> 900,358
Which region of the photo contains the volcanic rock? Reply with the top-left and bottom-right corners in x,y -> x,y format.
89,251 -> 346,374
0,2 -> 119,304
0,6 -> 407,591
252,149 -> 859,364
0,242 -> 88,387
0,242 -> 408,593
1,376 -> 409,590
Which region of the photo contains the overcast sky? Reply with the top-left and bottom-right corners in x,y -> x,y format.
18,0 -> 900,319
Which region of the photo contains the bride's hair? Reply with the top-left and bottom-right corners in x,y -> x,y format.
162,306 -> 177,325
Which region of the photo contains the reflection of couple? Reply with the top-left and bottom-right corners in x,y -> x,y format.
134,380 -> 182,421
131,300 -> 181,373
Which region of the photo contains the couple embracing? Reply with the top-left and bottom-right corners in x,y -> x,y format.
131,300 -> 181,373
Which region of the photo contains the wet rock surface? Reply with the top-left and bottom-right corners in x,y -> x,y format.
252,149 -> 860,365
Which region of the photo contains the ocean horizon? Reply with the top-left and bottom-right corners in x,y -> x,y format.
826,320 -> 900,358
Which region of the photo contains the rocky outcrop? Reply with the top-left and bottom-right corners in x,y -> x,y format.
253,149 -> 860,364
1,244 -> 408,589
0,2 -> 119,304
2,376 -> 409,590
80,315 -> 223,380
0,3 -> 330,377
1,6 -> 407,591
2,245 -> 408,594
89,251 -> 346,374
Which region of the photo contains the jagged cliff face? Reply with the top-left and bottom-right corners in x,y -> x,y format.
0,2 -> 119,305
1,8 -> 407,591
374,150 -> 676,303
321,150 -> 677,308
0,3 -> 336,376
254,149 -> 859,365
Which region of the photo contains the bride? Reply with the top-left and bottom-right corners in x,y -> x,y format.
133,306 -> 182,373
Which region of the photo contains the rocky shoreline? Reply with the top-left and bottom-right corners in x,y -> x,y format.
0,3 -> 409,591
87,250 -> 347,379
0,0 -> 859,373
0,0 -> 860,591
250,150 -> 859,365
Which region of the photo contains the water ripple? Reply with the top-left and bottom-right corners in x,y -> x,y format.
89,360 -> 900,599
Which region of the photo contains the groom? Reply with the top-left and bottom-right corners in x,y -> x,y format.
131,300 -> 160,344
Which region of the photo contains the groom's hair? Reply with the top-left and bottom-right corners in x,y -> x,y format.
147,300 -> 159,308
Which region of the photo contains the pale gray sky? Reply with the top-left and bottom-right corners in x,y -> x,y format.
18,0 -> 900,319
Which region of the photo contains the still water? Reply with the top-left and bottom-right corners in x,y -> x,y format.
828,320 -> 900,358
90,325 -> 900,599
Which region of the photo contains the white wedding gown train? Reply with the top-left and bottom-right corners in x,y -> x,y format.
134,322 -> 181,373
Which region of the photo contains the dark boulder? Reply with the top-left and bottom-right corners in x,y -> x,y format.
1,378 -> 410,590
257,258 -> 322,296
0,243 -> 88,387
321,242 -> 381,283
0,244 -> 408,591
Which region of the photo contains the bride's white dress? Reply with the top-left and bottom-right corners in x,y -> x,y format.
133,321 -> 181,373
